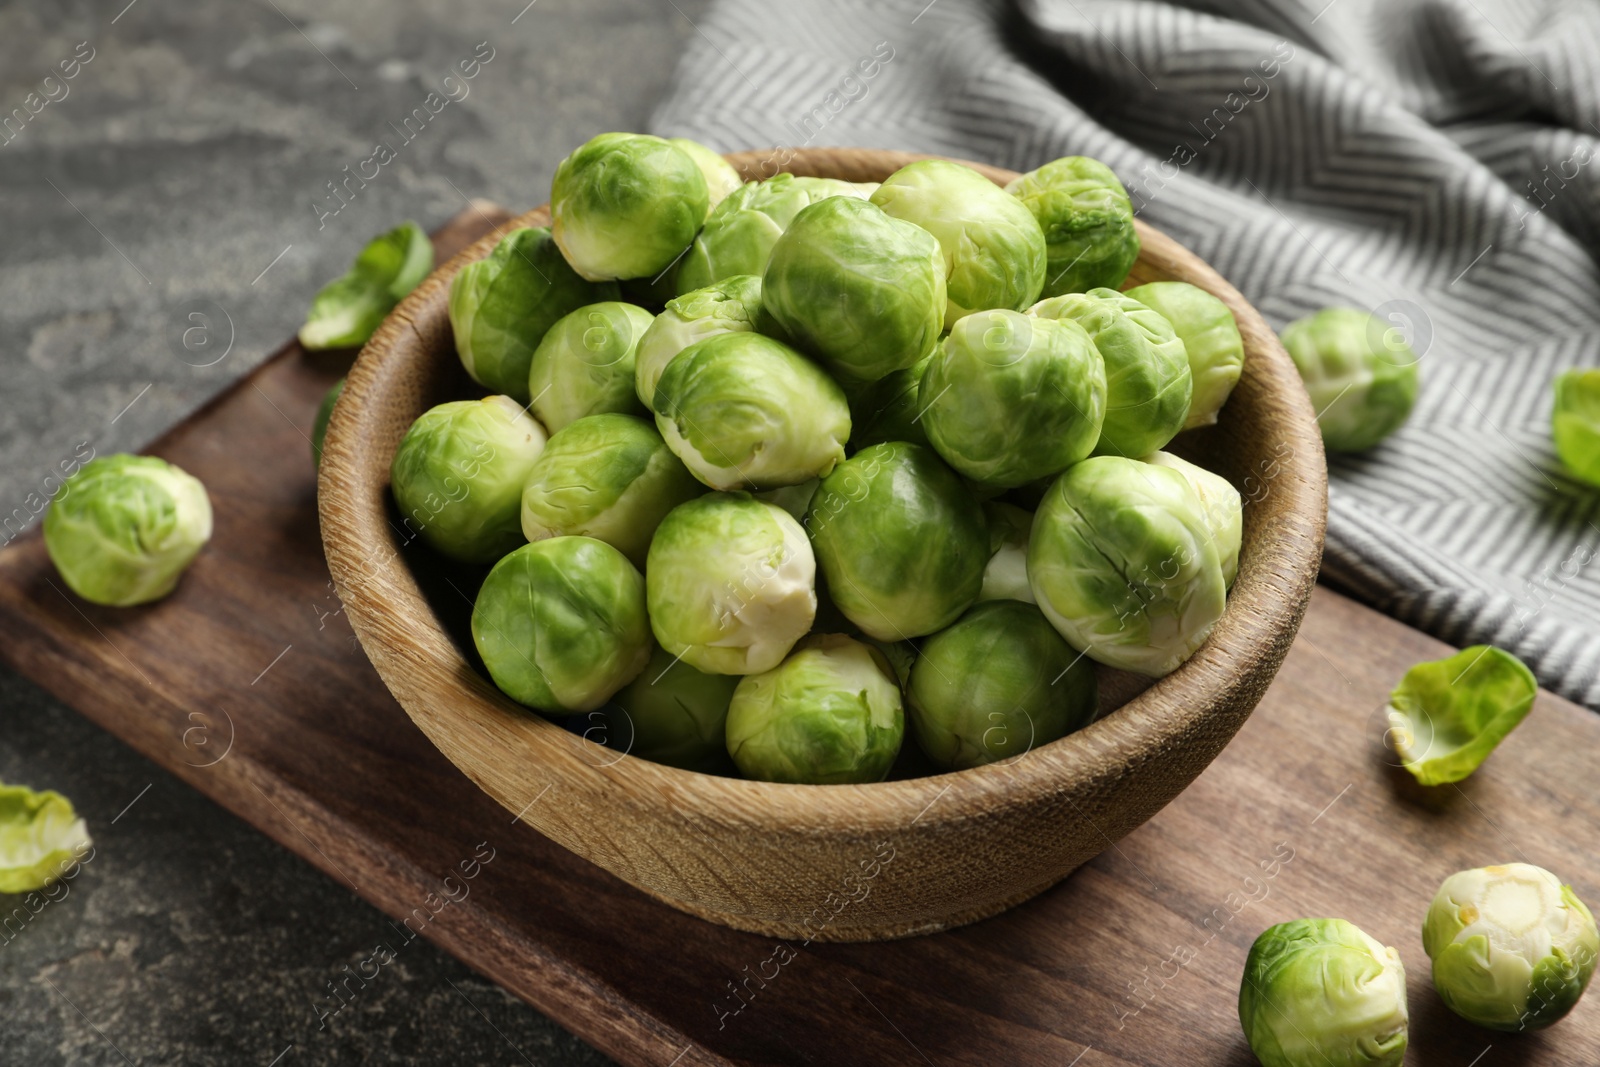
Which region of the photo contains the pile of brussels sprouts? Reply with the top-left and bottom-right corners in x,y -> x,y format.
389,132 -> 1251,785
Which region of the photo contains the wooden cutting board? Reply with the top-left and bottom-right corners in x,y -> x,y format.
2,206 -> 1596,1067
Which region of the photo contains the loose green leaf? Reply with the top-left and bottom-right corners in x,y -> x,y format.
0,782 -> 92,894
299,221 -> 433,350
1385,645 -> 1535,786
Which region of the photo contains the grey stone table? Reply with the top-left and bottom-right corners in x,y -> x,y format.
0,1 -> 706,1062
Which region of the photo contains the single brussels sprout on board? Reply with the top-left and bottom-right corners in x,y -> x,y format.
311,378 -> 344,469
519,413 -> 701,568
1384,645 -> 1535,786
653,332 -> 851,490
389,396 -> 547,564
919,309 -> 1106,487
1144,451 -> 1242,588
527,301 -> 655,432
1031,288 -> 1192,459
763,195 -> 946,385
806,442 -> 989,641
978,500 -> 1035,603
646,492 -> 816,675
606,644 -> 740,773
1282,307 -> 1419,453
550,132 -> 709,281
676,172 -> 871,295
869,159 -> 1047,323
1029,456 -> 1226,676
1551,368 -> 1600,486
725,633 -> 904,784
472,537 -> 651,713
667,137 -> 742,209
1238,918 -> 1409,1067
299,221 -> 433,350
1123,281 -> 1244,428
43,454 -> 213,607
1006,156 -> 1139,298
847,355 -> 932,453
0,782 -> 93,894
635,274 -> 764,411
907,600 -> 1095,770
1424,863 -> 1598,1032
449,226 -> 617,401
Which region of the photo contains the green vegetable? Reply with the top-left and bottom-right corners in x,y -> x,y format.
470,536 -> 651,713
907,600 -> 1095,770
389,396 -> 547,564
1239,918 -> 1409,1067
1144,451 -> 1242,588
725,633 -> 904,784
519,413 -> 701,568
550,132 -> 709,281
847,356 -> 932,453
1123,281 -> 1244,428
1282,307 -> 1419,453
978,501 -> 1034,603
667,137 -> 742,209
299,221 -> 433,350
1552,368 -> 1600,486
0,782 -> 92,894
1384,645 -> 1536,786
527,301 -> 655,432
1424,863 -> 1598,1031
1005,157 -> 1139,298
311,378 -> 344,469
43,454 -> 213,607
607,644 -> 739,772
449,226 -> 617,401
634,274 -> 764,411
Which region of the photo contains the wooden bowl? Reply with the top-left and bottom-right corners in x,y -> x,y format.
319,147 -> 1327,941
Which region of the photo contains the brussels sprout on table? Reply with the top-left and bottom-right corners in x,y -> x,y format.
389,396 -> 547,564
977,500 -> 1035,604
725,633 -> 904,784
806,442 -> 989,641
527,301 -> 655,432
919,308 -> 1106,487
518,413 -> 701,568
1423,863 -> 1598,1032
1238,918 -> 1409,1067
311,378 -> 345,469
1031,288 -> 1192,459
869,159 -> 1047,323
1124,280 -> 1244,428
1281,307 -> 1419,453
1552,368 -> 1600,486
606,644 -> 740,773
763,195 -> 946,384
449,226 -> 617,401
299,221 -> 433,350
1006,156 -> 1139,298
667,137 -> 742,209
0,781 -> 93,894
1144,451 -> 1242,588
1384,645 -> 1535,786
653,331 -> 851,490
634,275 -> 764,411
1029,456 -> 1226,676
646,492 -> 816,675
907,600 -> 1095,771
43,454 -> 213,607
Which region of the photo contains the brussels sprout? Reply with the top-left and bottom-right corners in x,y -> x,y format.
1384,645 -> 1535,786
607,644 -> 739,772
390,396 -> 547,564
311,378 -> 344,469
978,501 -> 1035,603
1144,451 -> 1242,588
43,454 -> 213,607
1005,156 -> 1139,298
449,226 -> 617,401
725,633 -> 904,784
806,442 -> 988,640
471,537 -> 650,712
646,492 -> 816,674
870,160 -> 1047,324
1239,918 -> 1409,1067
676,173 -> 872,294
1124,281 -> 1244,428
299,221 -> 433,350
1029,456 -> 1225,676
634,275 -> 764,411
1031,288 -> 1192,459
763,195 -> 946,384
667,137 -> 742,209
1424,863 -> 1598,1031
0,782 -> 92,894
653,332 -> 850,490
1282,307 -> 1419,453
519,414 -> 701,568
550,133 -> 709,281
1551,368 -> 1600,486
527,301 -> 654,432
907,601 -> 1095,770
918,309 -> 1105,487
847,355 -> 932,452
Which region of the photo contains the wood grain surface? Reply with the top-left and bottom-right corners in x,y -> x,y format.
1,207 -> 1596,1067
